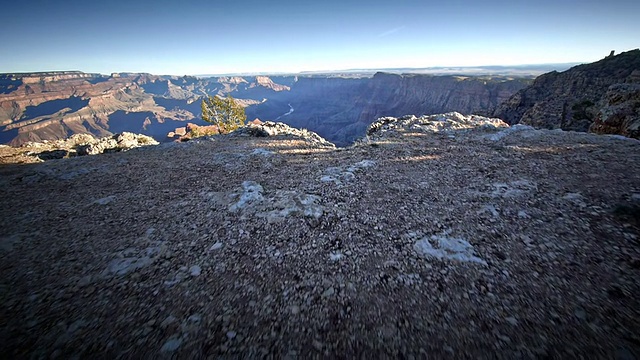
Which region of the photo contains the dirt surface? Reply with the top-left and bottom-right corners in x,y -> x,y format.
1,121 -> 639,358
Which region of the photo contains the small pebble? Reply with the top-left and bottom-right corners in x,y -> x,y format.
190,265 -> 202,276
210,242 -> 224,251
160,337 -> 182,352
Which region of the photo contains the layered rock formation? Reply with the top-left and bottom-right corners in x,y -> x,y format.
0,72 -> 294,147
0,72 -> 195,146
249,74 -> 529,145
0,132 -> 158,164
494,49 -> 640,138
0,71 -> 529,147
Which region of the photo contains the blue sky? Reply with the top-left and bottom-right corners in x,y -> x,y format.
0,0 -> 638,75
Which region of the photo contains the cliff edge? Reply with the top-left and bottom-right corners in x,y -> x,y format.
1,115 -> 638,357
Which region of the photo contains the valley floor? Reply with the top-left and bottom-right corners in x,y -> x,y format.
1,126 -> 639,358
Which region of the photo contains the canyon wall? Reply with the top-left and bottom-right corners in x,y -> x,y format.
0,71 -> 530,146
494,49 -> 640,138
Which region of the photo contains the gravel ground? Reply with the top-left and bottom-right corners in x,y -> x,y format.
1,123 -> 639,359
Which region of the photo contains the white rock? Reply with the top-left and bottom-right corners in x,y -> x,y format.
251,148 -> 274,156
209,242 -> 224,251
322,287 -> 336,298
229,181 -> 264,212
94,195 -> 116,205
189,265 -> 202,276
160,337 -> 182,352
517,210 -> 531,219
505,316 -> 518,326
488,124 -> 536,141
414,234 -> 487,265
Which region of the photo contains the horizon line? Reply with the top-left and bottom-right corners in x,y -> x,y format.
0,61 -> 588,78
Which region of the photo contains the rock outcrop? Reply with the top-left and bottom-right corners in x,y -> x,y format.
364,112 -> 508,141
0,132 -> 158,163
589,82 -> 640,138
494,49 -> 640,138
249,76 -> 291,91
233,121 -> 336,148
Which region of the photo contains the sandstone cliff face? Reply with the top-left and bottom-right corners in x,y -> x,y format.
494,49 -> 640,137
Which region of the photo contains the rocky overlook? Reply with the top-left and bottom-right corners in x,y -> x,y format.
1,115 -> 638,358
494,49 -> 640,138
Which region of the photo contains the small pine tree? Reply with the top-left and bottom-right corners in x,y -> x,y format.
200,94 -> 246,134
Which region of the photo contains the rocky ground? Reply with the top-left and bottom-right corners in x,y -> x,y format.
1,114 -> 639,358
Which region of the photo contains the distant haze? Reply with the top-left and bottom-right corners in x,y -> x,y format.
1,0 -> 638,75
195,63 -> 581,78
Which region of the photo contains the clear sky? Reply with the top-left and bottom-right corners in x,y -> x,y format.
1,0 -> 638,75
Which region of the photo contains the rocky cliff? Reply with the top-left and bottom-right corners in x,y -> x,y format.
0,71 -> 530,147
249,73 -> 529,145
1,116 -> 638,357
494,49 -> 640,137
0,72 -> 197,146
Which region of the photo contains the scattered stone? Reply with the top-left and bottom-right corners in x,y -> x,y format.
564,192 -> 587,207
491,180 -> 537,198
320,160 -> 376,185
290,305 -> 300,315
322,287 -> 336,298
517,210 -> 531,219
103,254 -> 155,277
312,339 -> 324,351
210,242 -> 224,251
414,232 -> 487,265
228,182 -> 323,222
488,124 -> 537,141
160,316 -> 177,328
190,265 -> 202,276
94,195 -> 116,205
229,181 -> 265,212
505,317 -> 518,326
160,337 -> 182,352
251,148 -> 275,156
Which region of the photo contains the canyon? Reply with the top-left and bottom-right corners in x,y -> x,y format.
2,51 -> 637,147
0,71 -> 531,146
